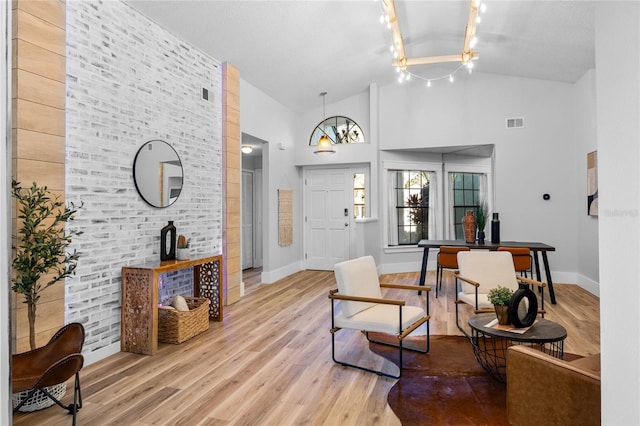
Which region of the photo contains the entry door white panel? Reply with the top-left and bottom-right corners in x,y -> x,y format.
253,169 -> 263,268
305,169 -> 350,270
242,171 -> 253,270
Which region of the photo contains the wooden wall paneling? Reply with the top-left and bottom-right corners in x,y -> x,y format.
14,69 -> 65,108
14,99 -> 65,135
13,8 -> 65,56
15,0 -> 66,29
14,129 -> 65,163
11,0 -> 66,351
222,62 -> 241,305
14,158 -> 65,190
14,39 -> 65,82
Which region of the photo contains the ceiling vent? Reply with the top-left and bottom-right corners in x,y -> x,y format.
506,117 -> 524,129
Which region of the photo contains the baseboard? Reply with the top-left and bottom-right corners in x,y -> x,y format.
261,261 -> 303,284
84,342 -> 120,366
576,273 -> 600,297
377,264 -> 600,297
378,260 -> 436,275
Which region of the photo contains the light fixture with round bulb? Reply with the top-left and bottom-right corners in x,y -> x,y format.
241,145 -> 253,154
313,92 -> 335,155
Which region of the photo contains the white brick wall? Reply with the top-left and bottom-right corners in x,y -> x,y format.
65,0 -> 223,355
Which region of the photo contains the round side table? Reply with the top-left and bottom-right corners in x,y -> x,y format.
468,313 -> 567,382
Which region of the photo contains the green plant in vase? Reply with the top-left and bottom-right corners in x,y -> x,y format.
11,180 -> 83,350
487,285 -> 513,325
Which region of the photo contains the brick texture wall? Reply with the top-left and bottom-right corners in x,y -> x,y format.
65,1 -> 223,354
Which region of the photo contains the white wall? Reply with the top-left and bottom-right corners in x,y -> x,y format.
574,70 -> 599,295
318,74 -> 584,280
240,79 -> 302,282
595,2 -> 640,424
276,71 -> 598,290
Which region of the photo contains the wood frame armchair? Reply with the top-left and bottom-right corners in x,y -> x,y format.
454,251 -> 546,336
329,256 -> 430,379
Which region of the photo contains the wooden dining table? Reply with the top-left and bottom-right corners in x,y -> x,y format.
417,239 -> 558,304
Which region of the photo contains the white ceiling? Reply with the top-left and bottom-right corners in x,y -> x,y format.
126,0 -> 595,112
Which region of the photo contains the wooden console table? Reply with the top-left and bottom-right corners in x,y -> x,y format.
121,254 -> 223,355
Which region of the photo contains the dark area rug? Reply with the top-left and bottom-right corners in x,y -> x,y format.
369,335 -> 509,425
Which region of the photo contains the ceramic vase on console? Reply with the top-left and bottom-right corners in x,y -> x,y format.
462,210 -> 477,243
160,221 -> 176,261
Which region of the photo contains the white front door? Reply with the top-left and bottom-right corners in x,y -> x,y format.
242,170 -> 253,270
305,168 -> 351,270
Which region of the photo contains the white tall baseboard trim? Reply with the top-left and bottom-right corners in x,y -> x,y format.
576,273 -> 600,297
84,342 -> 120,366
261,261 -> 303,284
378,260 -> 436,275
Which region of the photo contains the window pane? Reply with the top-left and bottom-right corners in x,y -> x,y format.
354,173 -> 365,188
472,174 -> 479,189
464,190 -> 474,205
450,172 -> 486,239
391,169 -> 431,245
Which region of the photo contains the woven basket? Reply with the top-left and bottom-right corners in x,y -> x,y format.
158,297 -> 210,344
12,382 -> 66,412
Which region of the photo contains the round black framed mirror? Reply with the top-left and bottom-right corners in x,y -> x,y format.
133,140 -> 183,208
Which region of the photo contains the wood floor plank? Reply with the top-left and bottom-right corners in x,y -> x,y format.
12,268 -> 599,425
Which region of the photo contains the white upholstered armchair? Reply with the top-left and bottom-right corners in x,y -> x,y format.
455,251 -> 546,335
329,256 -> 430,379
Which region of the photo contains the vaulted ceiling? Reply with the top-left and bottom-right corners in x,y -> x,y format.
127,1 -> 595,111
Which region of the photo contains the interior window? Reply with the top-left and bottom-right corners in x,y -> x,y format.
449,172 -> 486,239
309,116 -> 365,146
391,170 -> 431,245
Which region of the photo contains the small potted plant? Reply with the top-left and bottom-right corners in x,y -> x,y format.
487,285 -> 514,325
176,234 -> 190,260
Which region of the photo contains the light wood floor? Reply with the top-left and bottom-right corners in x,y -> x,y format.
13,269 -> 600,425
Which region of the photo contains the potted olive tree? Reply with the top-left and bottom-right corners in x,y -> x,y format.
11,180 -> 83,350
487,285 -> 513,325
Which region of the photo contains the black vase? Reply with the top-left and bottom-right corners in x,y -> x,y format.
160,221 -> 176,261
477,231 -> 486,245
491,212 -> 500,244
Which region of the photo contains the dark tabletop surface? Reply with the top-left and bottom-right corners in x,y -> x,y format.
468,313 -> 567,343
418,240 -> 555,251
